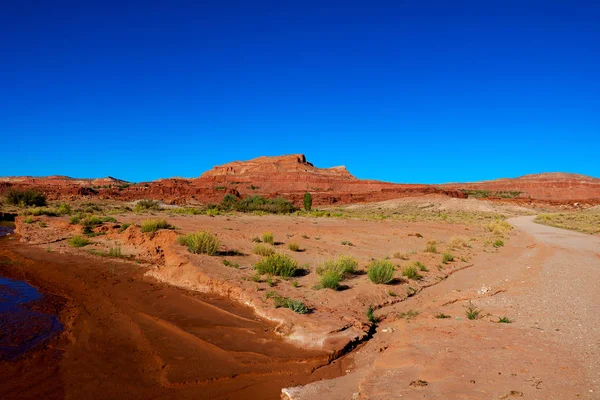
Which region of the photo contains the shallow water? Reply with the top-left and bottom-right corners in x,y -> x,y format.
0,222 -> 63,360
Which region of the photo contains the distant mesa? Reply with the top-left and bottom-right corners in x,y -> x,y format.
200,154 -> 356,180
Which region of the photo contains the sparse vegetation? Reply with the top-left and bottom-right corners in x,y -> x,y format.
254,253 -> 298,277
141,219 -> 174,233
261,232 -> 274,245
4,188 -> 47,207
493,239 -> 504,248
265,291 -> 309,314
398,310 -> 420,321
498,316 -> 513,323
177,231 -> 220,255
38,221 -> 47,228
319,270 -> 343,290
68,235 -> 91,247
449,235 -> 470,249
366,305 -> 378,323
392,251 -> 410,260
23,216 -> 34,224
425,241 -> 438,253
303,192 -> 312,211
465,302 -> 481,320
341,240 -> 354,246
486,220 -> 513,235
108,246 -> 122,257
222,259 -> 240,268
442,252 -> 454,264
288,242 -> 300,252
118,223 -> 131,233
534,209 -> 600,235
316,255 -> 358,277
435,313 -> 451,319
367,260 -> 395,284
401,265 -> 422,280
253,243 -> 275,256
135,199 -> 161,212
219,195 -> 296,214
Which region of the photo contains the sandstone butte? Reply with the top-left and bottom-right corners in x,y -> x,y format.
1,154 -> 600,205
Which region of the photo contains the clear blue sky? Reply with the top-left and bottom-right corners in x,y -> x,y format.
2,1 -> 599,183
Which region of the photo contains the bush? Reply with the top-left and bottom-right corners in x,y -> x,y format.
23,216 -> 34,224
316,255 -> 358,278
413,261 -> 428,271
425,241 -> 438,253
319,270 -> 343,290
442,252 -> 454,264
118,223 -> 131,233
288,243 -> 300,252
68,235 -> 91,247
303,192 -> 312,211
449,235 -> 470,249
253,243 -> 275,256
177,231 -> 220,255
141,219 -> 173,233
108,246 -> 122,257
255,253 -> 298,277
69,215 -> 81,224
402,265 -> 422,280
367,260 -> 395,284
485,220 -> 512,235
493,239 -> 504,248
261,232 -> 274,244
222,195 -> 296,214
4,188 -> 47,207
57,203 -> 72,215
135,199 -> 161,212
392,251 -> 410,260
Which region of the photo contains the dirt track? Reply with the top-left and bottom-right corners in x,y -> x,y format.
286,216 -> 599,399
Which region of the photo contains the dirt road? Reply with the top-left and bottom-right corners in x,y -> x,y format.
286,216 -> 599,399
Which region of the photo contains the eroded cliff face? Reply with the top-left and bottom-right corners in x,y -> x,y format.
444,173 -> 600,202
0,154 -> 467,205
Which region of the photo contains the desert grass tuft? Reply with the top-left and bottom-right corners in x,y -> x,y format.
401,265 -> 422,280
141,219 -> 174,233
261,232 -> 274,244
367,260 -> 395,284
425,241 -> 438,253
68,235 -> 91,247
253,243 -> 275,256
254,253 -> 298,277
177,231 -> 220,255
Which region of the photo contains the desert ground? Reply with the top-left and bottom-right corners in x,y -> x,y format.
1,157 -> 599,399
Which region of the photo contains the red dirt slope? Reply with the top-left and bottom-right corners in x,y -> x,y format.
444,173 -> 600,203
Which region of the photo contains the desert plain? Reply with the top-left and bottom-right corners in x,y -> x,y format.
1,155 -> 599,400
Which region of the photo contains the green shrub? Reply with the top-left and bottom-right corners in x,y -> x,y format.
261,232 -> 274,244
141,219 -> 173,233
401,265 -> 422,280
288,243 -> 300,252
265,291 -> 309,314
255,253 -> 298,277
118,223 -> 131,233
219,195 -> 296,214
319,270 -> 343,290
413,261 -> 428,271
493,239 -> 504,248
303,192 -> 312,211
4,188 -> 47,207
38,221 -> 47,228
177,231 -> 220,255
465,302 -> 481,320
316,255 -> 358,278
442,252 -> 454,264
69,215 -> 81,224
435,313 -> 451,319
367,260 -> 395,284
81,215 -> 103,227
68,235 -> 91,247
135,199 -> 161,212
57,203 -> 72,215
253,243 -> 275,256
23,216 -> 34,224
366,305 -> 378,323
498,316 -> 512,323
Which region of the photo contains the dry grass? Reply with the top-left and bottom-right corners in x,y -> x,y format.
485,220 -> 513,236
534,209 -> 600,235
448,235 -> 470,249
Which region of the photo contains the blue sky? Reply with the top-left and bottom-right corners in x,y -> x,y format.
1,1 -> 599,183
